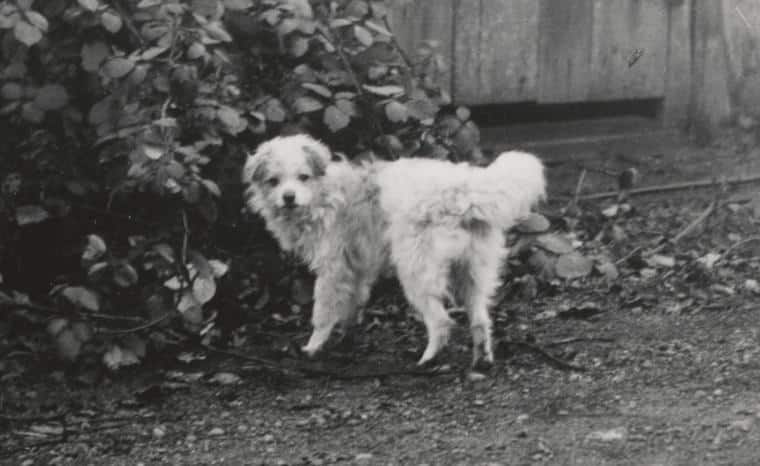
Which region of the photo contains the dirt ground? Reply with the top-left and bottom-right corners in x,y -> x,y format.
4,122 -> 760,465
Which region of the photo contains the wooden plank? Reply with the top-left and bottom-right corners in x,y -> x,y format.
690,0 -> 732,142
662,0 -> 692,128
588,0 -> 668,100
387,0 -> 454,97
537,0 -> 594,103
453,0 -> 539,104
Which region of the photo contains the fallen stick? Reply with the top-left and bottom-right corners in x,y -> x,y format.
502,341 -> 587,372
671,201 -> 716,244
715,235 -> 760,265
616,200 -> 715,264
573,173 -> 760,202
544,336 -> 616,347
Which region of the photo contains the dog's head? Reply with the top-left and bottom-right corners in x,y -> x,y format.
243,134 -> 332,214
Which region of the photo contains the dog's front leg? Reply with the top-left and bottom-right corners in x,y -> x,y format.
301,271 -> 356,357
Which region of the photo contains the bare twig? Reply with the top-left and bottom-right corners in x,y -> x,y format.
382,17 -> 414,68
616,201 -> 715,264
544,336 -> 616,348
503,341 -> 587,372
110,0 -> 144,47
180,209 -> 189,264
204,345 -> 448,380
671,201 -> 715,244
574,173 -> 760,202
716,235 -> 760,264
99,313 -> 173,335
571,168 -> 587,207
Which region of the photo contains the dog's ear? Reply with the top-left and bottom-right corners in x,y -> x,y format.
302,144 -> 329,177
242,146 -> 270,184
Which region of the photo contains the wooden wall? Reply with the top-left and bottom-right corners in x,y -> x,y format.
388,0 -> 756,136
691,0 -> 760,139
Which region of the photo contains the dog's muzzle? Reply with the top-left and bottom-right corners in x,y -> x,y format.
282,190 -> 296,208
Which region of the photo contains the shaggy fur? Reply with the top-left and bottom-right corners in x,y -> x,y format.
243,134 -> 545,367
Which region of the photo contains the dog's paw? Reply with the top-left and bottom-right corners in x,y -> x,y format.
299,344 -> 321,359
471,356 -> 494,373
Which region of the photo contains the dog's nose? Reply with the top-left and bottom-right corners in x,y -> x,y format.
282,191 -> 296,206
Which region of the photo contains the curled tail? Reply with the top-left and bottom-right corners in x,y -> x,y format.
463,150 -> 546,231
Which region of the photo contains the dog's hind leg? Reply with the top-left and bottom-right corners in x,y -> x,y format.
395,251 -> 454,366
301,271 -> 358,357
463,231 -> 507,370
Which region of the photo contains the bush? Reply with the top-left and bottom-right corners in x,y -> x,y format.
0,0 -> 482,368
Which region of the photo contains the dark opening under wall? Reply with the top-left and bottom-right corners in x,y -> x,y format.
469,98 -> 662,127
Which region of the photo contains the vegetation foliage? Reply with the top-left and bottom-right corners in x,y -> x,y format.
0,0 -> 486,368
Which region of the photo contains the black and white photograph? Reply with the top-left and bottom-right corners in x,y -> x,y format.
2,0 -> 760,464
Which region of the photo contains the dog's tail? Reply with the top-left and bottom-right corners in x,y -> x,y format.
464,150 -> 546,231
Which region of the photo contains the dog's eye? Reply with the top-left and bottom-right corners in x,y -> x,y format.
266,177 -> 279,187
298,174 -> 310,182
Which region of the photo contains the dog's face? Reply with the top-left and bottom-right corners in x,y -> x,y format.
243,135 -> 331,214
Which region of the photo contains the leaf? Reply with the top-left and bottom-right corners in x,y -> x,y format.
153,243 -> 175,263
330,18 -> 354,28
648,254 -> 675,268
302,82 -> 332,98
78,0 -> 100,12
217,105 -> 247,135
335,98 -> 358,117
1,82 -> 23,100
137,0 -> 162,8
71,321 -> 93,342
211,372 -> 241,385
0,6 -> 20,29
21,102 -> 44,123
81,41 -> 109,72
34,84 -> 68,111
384,101 -> 408,123
113,262 -> 139,287
362,84 -> 404,97
87,262 -> 109,277
187,41 -> 206,59
364,20 -> 391,36
102,57 -> 135,79
353,25 -> 373,46
16,205 -> 49,225
201,179 -> 221,197
13,20 -> 42,46
224,0 -> 253,9
203,21 -> 232,42
324,105 -> 351,132
82,234 -> 107,261
193,275 -> 216,305
208,259 -> 229,278
290,36 -> 310,57
47,318 -> 68,336
25,11 -> 48,31
100,9 -> 122,32
516,213 -> 550,233
555,252 -> 593,279
61,286 -> 100,311
141,46 -> 168,60
88,96 -> 113,125
56,329 -> 82,361
345,0 -> 370,17
595,260 -> 619,281
263,98 -> 286,122
142,144 -> 164,160
103,345 -> 140,370
293,96 -> 323,113
535,233 -> 574,255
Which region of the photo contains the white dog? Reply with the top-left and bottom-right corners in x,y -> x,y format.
243,134 -> 545,368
